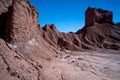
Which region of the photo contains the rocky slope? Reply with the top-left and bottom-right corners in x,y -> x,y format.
0,0 -> 56,80
0,0 -> 120,80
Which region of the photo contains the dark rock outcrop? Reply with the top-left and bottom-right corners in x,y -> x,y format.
85,7 -> 114,27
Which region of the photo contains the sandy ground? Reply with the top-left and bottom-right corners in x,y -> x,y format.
41,49 -> 120,80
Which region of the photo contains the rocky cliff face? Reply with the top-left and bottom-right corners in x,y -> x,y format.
85,7 -> 114,27
0,0 -> 120,80
0,0 -> 56,80
0,0 -> 56,61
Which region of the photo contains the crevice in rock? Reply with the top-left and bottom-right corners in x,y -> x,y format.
61,74 -> 64,80
0,5 -> 13,41
0,10 -> 9,39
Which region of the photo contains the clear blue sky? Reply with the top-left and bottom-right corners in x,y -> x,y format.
29,0 -> 120,32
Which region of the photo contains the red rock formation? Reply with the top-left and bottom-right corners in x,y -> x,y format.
0,0 -> 57,80
85,7 -> 114,27
0,0 -> 57,61
42,24 -> 82,51
42,23 -> 120,50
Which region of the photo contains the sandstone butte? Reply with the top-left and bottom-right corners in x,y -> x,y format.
0,0 -> 120,80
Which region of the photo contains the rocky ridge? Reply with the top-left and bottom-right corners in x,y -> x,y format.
41,7 -> 120,50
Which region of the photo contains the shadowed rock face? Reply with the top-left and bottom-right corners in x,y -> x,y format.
0,0 -> 13,39
0,0 -> 120,80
